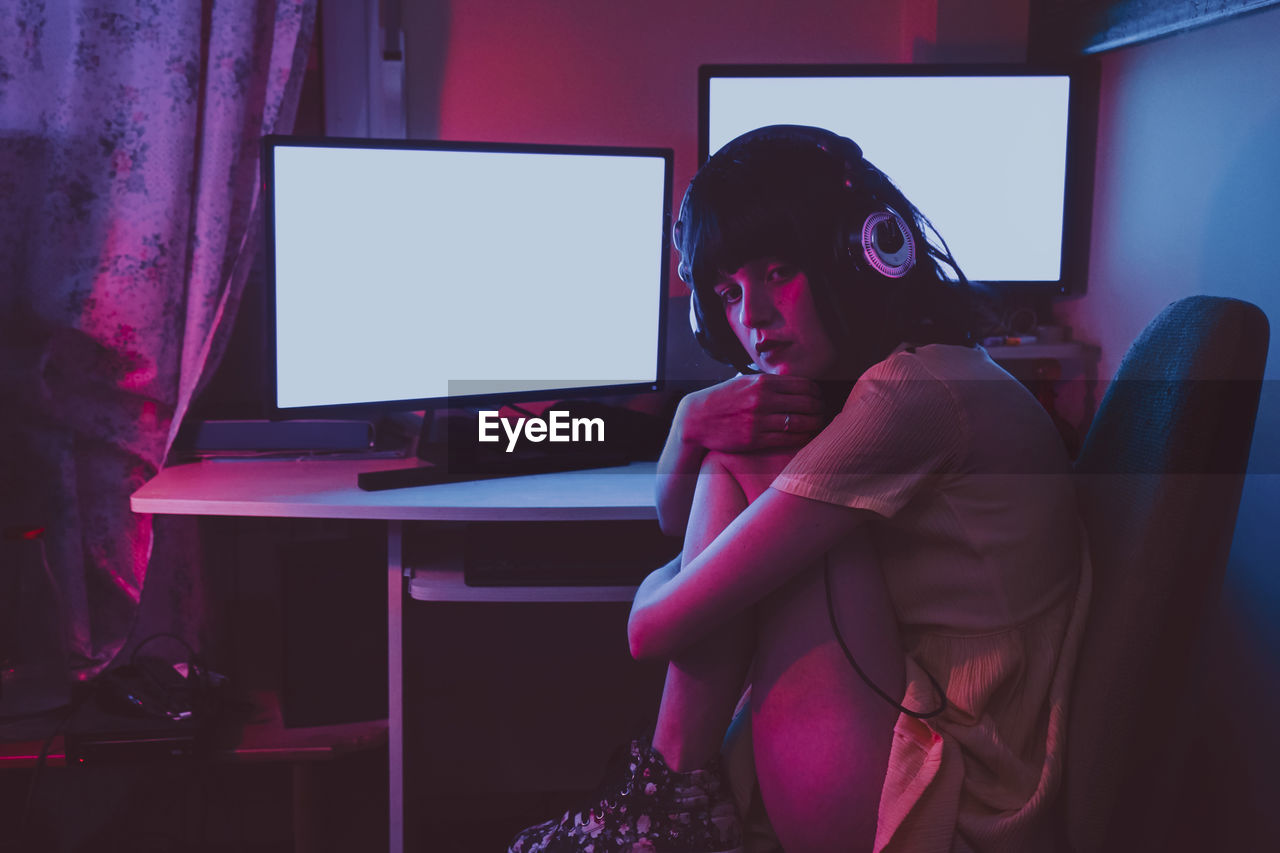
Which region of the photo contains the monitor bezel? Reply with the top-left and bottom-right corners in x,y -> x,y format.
261,134 -> 674,419
697,62 -> 1099,296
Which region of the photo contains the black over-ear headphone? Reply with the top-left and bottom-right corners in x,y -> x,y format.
676,125 -> 917,371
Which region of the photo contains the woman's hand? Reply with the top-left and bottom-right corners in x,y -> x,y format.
655,375 -> 825,537
679,374 -> 825,452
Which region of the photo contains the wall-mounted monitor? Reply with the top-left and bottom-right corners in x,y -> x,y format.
700,63 -> 1097,293
262,137 -> 673,416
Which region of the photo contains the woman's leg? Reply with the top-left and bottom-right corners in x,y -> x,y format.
651,452 -> 758,771
750,528 -> 904,853
505,455 -> 771,852
670,449 -> 903,852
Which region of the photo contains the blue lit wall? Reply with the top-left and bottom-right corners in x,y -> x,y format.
1055,5 -> 1280,842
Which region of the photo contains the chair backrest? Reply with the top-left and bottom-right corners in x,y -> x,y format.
1064,296 -> 1269,852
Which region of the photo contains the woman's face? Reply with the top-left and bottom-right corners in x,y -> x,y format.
713,257 -> 840,378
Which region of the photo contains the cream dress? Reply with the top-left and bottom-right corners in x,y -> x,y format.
766,343 -> 1091,853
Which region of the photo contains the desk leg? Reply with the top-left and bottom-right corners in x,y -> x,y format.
388,520 -> 404,853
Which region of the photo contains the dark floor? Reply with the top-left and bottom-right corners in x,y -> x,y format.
414,790 -> 605,853
1,745 -> 624,853
0,523 -> 666,853
1,748 -> 384,853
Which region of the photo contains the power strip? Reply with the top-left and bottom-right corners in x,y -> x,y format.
65,729 -> 202,765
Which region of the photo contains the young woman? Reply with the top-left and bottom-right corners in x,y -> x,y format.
508,126 -> 1090,853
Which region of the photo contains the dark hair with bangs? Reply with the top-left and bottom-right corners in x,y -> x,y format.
676,125 -> 989,376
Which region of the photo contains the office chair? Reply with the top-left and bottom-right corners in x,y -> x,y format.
1063,295 -> 1270,852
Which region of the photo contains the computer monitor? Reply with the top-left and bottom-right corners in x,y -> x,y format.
700,63 -> 1097,293
262,136 -> 673,417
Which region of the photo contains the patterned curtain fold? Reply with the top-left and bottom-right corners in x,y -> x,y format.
0,0 -> 317,682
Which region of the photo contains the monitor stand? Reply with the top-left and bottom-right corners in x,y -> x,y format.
355,406 -> 633,491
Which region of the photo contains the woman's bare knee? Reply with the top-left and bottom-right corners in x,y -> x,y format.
749,534 -> 901,852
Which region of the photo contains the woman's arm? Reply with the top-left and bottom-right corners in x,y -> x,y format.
630,486 -> 875,660
655,375 -> 824,537
653,395 -> 712,538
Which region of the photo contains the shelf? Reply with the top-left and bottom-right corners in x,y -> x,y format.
985,341 -> 1096,362
0,734 -> 66,768
0,690 -> 386,769
409,568 -> 638,603
229,689 -> 387,764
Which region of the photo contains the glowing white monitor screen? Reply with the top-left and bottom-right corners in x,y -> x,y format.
267,141 -> 670,411
706,72 -> 1072,283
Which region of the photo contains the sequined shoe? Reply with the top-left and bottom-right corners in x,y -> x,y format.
506,738 -> 743,853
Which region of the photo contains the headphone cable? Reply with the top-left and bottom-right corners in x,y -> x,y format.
823,555 -> 947,720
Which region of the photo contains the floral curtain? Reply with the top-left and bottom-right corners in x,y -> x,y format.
0,0 -> 317,682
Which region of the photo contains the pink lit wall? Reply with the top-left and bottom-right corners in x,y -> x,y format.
404,0 -> 1030,296
426,1 -> 909,156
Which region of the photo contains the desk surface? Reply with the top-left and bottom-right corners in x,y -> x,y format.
131,458 -> 660,521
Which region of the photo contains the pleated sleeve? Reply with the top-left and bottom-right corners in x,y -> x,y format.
772,351 -> 963,518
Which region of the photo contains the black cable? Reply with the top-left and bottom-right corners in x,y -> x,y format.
130,631 -> 198,670
823,556 -> 947,720
128,631 -> 210,721
14,686 -> 90,852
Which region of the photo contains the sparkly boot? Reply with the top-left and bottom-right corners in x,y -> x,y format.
506,738 -> 743,853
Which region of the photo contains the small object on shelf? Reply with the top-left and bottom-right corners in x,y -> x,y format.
983,334 -> 1044,347
1035,325 -> 1067,344
983,340 -> 1094,363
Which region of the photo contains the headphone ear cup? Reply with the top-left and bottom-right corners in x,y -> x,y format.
688,294 -> 704,340
688,288 -> 726,361
673,212 -> 691,286
861,207 -> 916,278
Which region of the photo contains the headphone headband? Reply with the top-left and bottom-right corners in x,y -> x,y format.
678,126 -> 918,371
734,124 -> 863,166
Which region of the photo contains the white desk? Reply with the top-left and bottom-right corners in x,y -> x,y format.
131,458 -> 660,853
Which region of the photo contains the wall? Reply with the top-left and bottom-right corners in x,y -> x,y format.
1053,5 -> 1280,843
409,0 -> 1032,189
398,0 -> 1029,381
408,0 -> 1030,212
414,1 -> 909,170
